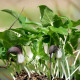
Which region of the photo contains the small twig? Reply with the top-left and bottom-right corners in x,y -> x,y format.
8,8 -> 24,30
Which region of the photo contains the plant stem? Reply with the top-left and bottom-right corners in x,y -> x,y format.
56,67 -> 59,77
24,66 -> 30,78
67,66 -> 80,80
65,57 -> 70,80
73,50 -> 79,54
11,73 -> 16,80
73,51 -> 80,65
61,62 -> 67,79
49,54 -> 52,80
54,60 -> 58,74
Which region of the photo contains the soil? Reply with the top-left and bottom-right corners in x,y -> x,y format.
14,70 -> 66,80
14,70 -> 49,80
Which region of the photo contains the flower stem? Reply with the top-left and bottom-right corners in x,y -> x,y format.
73,51 -> 80,65
24,66 -> 30,78
65,57 -> 70,80
49,54 -> 52,80
11,73 -> 16,80
61,62 -> 67,79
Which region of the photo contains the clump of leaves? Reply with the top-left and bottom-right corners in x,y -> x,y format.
0,5 -> 80,80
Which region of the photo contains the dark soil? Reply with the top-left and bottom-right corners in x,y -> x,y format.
14,70 -> 49,80
14,70 -> 66,80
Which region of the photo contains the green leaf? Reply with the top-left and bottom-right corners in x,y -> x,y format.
37,38 -> 45,55
39,5 -> 54,27
11,28 -> 26,36
49,26 -> 68,35
0,30 -> 18,48
4,30 -> 18,41
1,9 -> 26,24
51,33 -> 60,45
36,38 -> 49,60
31,38 -> 49,61
25,19 -> 42,27
72,20 -> 80,27
65,42 -> 73,55
31,38 -> 45,56
1,9 -> 18,18
11,26 -> 38,34
22,24 -> 39,34
16,37 -> 30,46
0,47 -> 7,60
31,40 -> 38,58
70,36 -> 78,50
42,35 -> 50,43
60,16 -> 73,28
1,9 -> 41,27
1,9 -> 39,34
1,51 -> 7,60
53,15 -> 63,28
75,72 -> 80,80
68,29 -> 80,49
39,27 -> 49,35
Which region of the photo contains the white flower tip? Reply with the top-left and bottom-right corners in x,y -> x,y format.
36,56 -> 40,60
17,54 -> 25,63
57,49 -> 62,58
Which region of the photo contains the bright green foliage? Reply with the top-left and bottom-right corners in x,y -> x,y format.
0,5 -> 80,80
65,42 -> 73,55
39,5 -> 54,27
49,26 -> 68,35
72,20 -> 80,27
